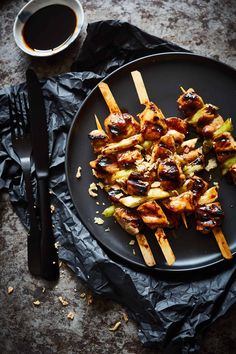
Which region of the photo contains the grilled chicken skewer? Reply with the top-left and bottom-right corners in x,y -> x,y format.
95,83 -> 159,267
131,70 -> 167,141
131,70 -> 192,227
131,72 -> 232,260
130,71 -> 177,265
169,174 -> 232,259
113,207 -> 156,267
177,87 -> 236,184
137,200 -> 176,265
176,88 -> 233,258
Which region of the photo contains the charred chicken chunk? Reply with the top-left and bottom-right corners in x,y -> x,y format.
138,101 -> 167,140
137,201 -> 169,229
186,176 -> 209,200
195,202 -> 224,233
165,129 -> 185,144
177,88 -> 204,117
162,191 -> 194,213
214,132 -> 236,164
113,207 -> 143,235
90,156 -> 119,184
88,129 -> 109,154
104,112 -> 140,142
182,149 -> 202,164
127,171 -> 153,196
90,155 -> 119,175
199,115 -> 224,139
106,185 -> 126,203
166,117 -> 188,135
159,134 -> 176,152
191,104 -> 219,127
117,149 -> 143,168
157,159 -> 185,190
151,144 -> 172,162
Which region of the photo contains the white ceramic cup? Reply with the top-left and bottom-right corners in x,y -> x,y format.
13,0 -> 84,57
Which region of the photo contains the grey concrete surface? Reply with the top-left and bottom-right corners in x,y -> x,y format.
0,1 -> 236,353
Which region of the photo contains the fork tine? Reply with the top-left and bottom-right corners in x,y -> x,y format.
17,93 -> 26,133
8,95 -> 16,139
22,93 -> 30,132
12,93 -> 22,138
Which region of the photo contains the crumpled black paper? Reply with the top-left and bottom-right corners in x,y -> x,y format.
1,21 -> 236,354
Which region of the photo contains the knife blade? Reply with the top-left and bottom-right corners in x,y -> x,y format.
26,68 -> 59,281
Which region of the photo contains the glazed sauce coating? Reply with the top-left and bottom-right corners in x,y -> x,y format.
22,5 -> 77,50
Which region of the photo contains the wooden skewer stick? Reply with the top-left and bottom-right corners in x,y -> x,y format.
98,82 -> 121,113
179,87 -> 232,258
155,228 -> 176,266
135,234 -> 156,267
132,72 -> 188,230
212,227 -> 233,260
180,86 -> 186,94
97,82 -> 156,267
181,212 -> 188,229
131,70 -> 176,264
94,114 -> 104,131
131,70 -> 150,105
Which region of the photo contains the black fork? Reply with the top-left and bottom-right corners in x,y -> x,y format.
9,92 -> 42,276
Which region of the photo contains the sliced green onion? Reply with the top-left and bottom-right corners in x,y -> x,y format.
102,205 -> 116,217
222,155 -> 236,175
213,118 -> 234,138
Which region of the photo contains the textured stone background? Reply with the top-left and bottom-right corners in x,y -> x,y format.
0,1 -> 236,353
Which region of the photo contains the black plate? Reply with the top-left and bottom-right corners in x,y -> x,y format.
65,52 -> 236,272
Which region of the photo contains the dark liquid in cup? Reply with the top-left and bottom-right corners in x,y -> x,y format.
22,4 -> 77,51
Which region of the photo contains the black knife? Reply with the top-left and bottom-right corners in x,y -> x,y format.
26,69 -> 59,281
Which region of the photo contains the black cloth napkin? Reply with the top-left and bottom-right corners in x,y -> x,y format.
1,21 -> 236,354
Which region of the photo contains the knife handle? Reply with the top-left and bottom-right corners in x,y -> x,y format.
38,177 -> 59,281
24,169 -> 42,276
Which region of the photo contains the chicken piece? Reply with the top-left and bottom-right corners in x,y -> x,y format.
177,88 -> 204,117
180,138 -> 198,154
90,155 -> 119,184
195,202 -> 224,233
102,134 -> 143,155
104,112 -> 140,142
214,132 -> 236,164
117,149 -> 143,168
151,134 -> 176,162
162,191 -> 194,213
113,207 -> 143,235
106,185 -> 126,203
88,129 -> 109,154
127,171 -> 154,196
186,176 -> 209,200
190,104 -> 219,127
90,155 -> 119,175
165,129 -> 185,144
157,159 -> 185,190
199,115 -> 225,139
166,117 -> 188,135
138,101 -> 167,140
137,200 -> 169,229
182,148 -> 202,164
162,206 -> 180,229
178,138 -> 201,163
159,134 -> 176,152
